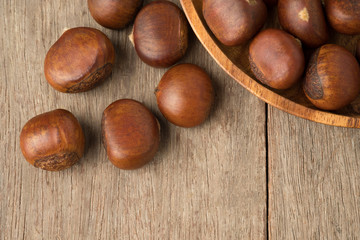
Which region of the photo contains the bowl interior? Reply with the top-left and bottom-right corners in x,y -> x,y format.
191,0 -> 360,117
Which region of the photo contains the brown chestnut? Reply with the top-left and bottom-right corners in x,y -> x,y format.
203,0 -> 267,46
249,29 -> 305,90
303,44 -> 360,110
155,64 -> 214,128
20,109 -> 85,171
88,0 -> 143,29
102,99 -> 160,170
44,27 -> 115,93
278,0 -> 329,47
325,0 -> 360,35
132,1 -> 188,68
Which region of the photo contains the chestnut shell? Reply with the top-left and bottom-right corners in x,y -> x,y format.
303,44 -> 360,110
102,99 -> 160,170
249,29 -> 305,90
20,109 -> 85,171
203,0 -> 267,46
44,27 -> 115,93
155,63 -> 214,128
88,0 -> 143,29
325,0 -> 360,35
278,0 -> 329,47
133,1 -> 188,68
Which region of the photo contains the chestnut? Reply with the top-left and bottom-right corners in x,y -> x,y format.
325,0 -> 360,35
88,0 -> 143,29
303,44 -> 360,110
155,64 -> 214,128
20,109 -> 85,171
132,1 -> 188,68
102,99 -> 160,170
278,0 -> 329,47
249,29 -> 305,90
203,0 -> 267,46
44,27 -> 115,93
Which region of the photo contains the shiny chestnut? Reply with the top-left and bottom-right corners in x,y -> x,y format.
325,0 -> 360,35
88,0 -> 143,29
249,29 -> 305,90
132,1 -> 188,68
203,0 -> 267,46
303,44 -> 360,110
155,64 -> 214,128
20,109 -> 85,171
278,0 -> 329,47
102,99 -> 160,170
44,27 -> 115,93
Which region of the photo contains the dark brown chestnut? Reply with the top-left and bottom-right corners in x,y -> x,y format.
88,0 -> 143,29
249,29 -> 305,90
278,0 -> 329,47
44,27 -> 115,93
102,99 -> 160,170
203,0 -> 267,46
303,44 -> 360,110
155,64 -> 214,128
132,1 -> 188,68
325,0 -> 360,35
20,109 -> 85,171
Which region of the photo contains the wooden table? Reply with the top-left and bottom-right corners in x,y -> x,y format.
1,1 -> 359,239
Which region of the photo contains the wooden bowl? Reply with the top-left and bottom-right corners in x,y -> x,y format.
180,0 -> 360,128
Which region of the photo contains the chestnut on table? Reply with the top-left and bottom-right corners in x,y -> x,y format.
44,27 -> 115,93
20,109 -> 85,171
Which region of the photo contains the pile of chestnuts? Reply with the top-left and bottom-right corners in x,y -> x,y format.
20,0 -> 215,171
204,0 -> 360,111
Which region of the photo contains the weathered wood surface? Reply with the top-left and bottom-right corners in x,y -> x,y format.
0,0 -> 267,239
268,106 -> 360,239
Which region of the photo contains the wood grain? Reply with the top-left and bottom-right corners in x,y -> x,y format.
0,0 -> 266,239
268,106 -> 360,239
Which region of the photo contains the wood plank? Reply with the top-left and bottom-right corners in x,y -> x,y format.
268,106 -> 360,239
0,0 -> 267,239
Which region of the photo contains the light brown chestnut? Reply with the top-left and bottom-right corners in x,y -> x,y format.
203,0 -> 267,46
303,44 -> 360,110
249,29 -> 305,90
278,0 -> 329,47
20,109 -> 85,171
102,99 -> 160,170
44,27 -> 115,93
155,64 -> 214,128
325,0 -> 360,35
88,0 -> 143,29
132,1 -> 188,68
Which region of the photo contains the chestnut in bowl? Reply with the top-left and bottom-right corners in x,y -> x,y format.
303,44 -> 360,110
88,0 -> 143,29
44,27 -> 115,93
102,99 -> 160,170
278,0 -> 329,47
155,63 -> 214,128
20,109 -> 85,171
325,0 -> 360,35
249,29 -> 305,90
132,1 -> 188,68
203,0 -> 267,46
